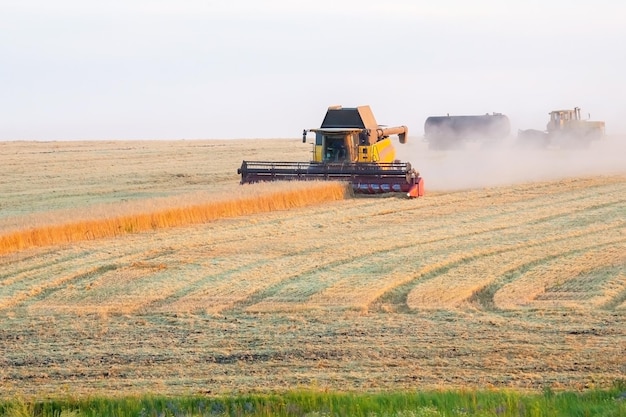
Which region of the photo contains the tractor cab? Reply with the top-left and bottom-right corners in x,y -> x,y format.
547,108 -> 581,132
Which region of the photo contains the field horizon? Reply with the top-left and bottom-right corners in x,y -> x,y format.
0,138 -> 624,399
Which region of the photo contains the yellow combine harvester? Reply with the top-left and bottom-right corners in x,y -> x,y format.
238,105 -> 424,198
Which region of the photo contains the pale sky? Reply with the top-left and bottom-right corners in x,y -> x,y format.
1,0 -> 624,140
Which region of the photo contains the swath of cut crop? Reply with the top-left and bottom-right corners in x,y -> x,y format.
2,139 -> 626,398
246,180 -> 626,313
26,264 -> 169,315
494,245 -> 626,310
405,222 -> 624,310
0,243 -> 166,312
148,245 -> 328,315
0,181 -> 348,255
245,232 -> 511,313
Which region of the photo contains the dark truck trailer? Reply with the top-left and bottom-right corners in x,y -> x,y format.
424,113 -> 511,149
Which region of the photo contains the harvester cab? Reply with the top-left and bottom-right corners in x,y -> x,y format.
238,105 -> 423,198
302,105 -> 408,164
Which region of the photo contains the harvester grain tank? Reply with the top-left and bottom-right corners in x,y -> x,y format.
238,105 -> 424,198
517,107 -> 605,149
424,113 -> 511,149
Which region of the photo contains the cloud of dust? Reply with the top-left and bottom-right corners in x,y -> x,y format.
395,135 -> 626,192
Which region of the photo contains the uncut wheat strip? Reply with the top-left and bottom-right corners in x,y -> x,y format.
4,184 -> 612,314
494,245 -> 626,310
405,225 -> 625,310
2,197 -> 339,315
139,196 -> 469,314
105,209 -> 354,314
1,174 -> 616,310
0,182 -> 348,255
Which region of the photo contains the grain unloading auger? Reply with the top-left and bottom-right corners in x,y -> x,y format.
238,105 -> 424,198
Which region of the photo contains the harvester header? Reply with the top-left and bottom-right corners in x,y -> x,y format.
238,105 -> 423,198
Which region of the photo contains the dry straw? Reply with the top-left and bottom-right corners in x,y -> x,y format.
0,181 -> 349,255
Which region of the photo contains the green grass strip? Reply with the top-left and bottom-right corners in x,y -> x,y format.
2,383 -> 626,417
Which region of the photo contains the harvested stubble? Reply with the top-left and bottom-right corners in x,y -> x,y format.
0,181 -> 349,255
1,139 -> 626,399
494,245 -> 626,309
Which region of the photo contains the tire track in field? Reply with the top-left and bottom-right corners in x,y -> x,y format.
291,177 -> 624,232
0,249 -> 90,286
342,179 -> 625,253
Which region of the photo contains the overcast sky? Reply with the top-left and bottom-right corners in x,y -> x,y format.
1,0 -> 624,140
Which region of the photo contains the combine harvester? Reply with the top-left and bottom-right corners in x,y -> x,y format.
238,105 -> 424,198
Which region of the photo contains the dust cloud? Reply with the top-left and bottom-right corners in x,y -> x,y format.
397,135 -> 626,192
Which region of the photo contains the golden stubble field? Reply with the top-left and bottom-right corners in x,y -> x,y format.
0,137 -> 625,399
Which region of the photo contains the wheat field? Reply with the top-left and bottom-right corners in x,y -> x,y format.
0,138 -> 624,399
